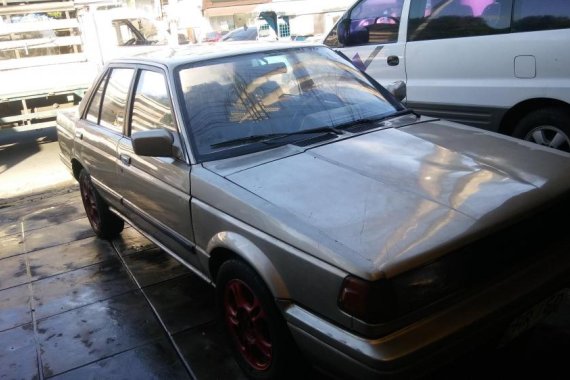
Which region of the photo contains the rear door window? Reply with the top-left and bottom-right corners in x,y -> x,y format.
512,0 -> 570,32
99,68 -> 135,133
408,0 -> 513,42
85,72 -> 108,124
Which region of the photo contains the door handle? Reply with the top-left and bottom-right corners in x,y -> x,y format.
387,55 -> 399,66
119,154 -> 131,165
75,131 -> 83,140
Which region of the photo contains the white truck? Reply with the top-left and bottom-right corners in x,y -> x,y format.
0,0 -> 175,131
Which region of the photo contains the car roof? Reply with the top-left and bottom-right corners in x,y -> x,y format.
110,41 -> 323,69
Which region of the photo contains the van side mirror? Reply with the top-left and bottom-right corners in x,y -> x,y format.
337,19 -> 350,45
132,129 -> 174,157
386,81 -> 407,102
338,18 -> 370,46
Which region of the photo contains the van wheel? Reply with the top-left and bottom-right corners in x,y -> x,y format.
217,259 -> 305,379
79,169 -> 124,239
514,108 -> 570,152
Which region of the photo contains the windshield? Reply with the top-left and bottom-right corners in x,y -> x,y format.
177,47 -> 398,161
112,18 -> 168,46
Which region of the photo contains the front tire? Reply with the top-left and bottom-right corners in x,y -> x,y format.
79,169 -> 124,239
513,108 -> 570,152
217,259 -> 305,379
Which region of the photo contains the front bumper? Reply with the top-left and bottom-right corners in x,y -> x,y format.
284,242 -> 570,379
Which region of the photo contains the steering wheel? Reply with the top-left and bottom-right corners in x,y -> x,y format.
123,38 -> 137,46
375,16 -> 400,25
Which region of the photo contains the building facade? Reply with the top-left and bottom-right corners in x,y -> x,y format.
201,0 -> 353,39
202,0 -> 270,32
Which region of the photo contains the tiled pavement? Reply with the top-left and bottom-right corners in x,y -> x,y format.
0,188 -> 245,380
1,187 -> 570,380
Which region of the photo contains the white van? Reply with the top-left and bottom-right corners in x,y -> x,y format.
324,0 -> 570,151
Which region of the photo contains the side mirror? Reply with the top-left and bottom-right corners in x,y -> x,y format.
178,33 -> 189,45
132,129 -> 174,157
337,19 -> 350,45
386,80 -> 406,102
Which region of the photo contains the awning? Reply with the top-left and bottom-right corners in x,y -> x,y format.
254,0 -> 354,16
203,4 -> 259,18
203,0 -> 354,18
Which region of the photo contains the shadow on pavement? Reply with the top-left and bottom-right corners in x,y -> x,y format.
0,128 -> 57,175
0,127 -> 74,203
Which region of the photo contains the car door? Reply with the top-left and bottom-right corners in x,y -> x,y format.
76,67 -> 135,209
404,0 -> 516,129
324,0 -> 407,88
116,66 -> 199,267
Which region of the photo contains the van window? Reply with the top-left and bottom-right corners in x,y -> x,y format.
408,0 -> 512,42
512,0 -> 570,33
346,0 -> 405,46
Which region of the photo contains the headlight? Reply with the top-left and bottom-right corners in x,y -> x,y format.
392,259 -> 464,316
338,276 -> 397,324
339,197 -> 570,325
338,259 -> 464,324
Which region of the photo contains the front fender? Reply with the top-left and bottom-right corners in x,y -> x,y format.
207,231 -> 290,299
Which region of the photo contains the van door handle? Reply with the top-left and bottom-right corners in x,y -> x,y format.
119,154 -> 131,166
387,55 -> 399,66
75,131 -> 83,140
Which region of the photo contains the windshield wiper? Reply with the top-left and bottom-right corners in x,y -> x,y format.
285,126 -> 345,136
210,126 -> 344,149
211,133 -> 288,148
210,111 -> 419,149
380,108 -> 420,121
333,109 -> 420,130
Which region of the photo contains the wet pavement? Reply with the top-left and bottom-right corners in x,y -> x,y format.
0,188 -> 245,380
1,187 -> 570,380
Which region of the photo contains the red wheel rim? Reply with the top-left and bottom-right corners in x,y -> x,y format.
80,174 -> 101,231
224,279 -> 273,371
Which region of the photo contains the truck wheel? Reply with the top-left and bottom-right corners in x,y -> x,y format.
217,259 -> 305,379
79,169 -> 124,239
513,108 -> 570,152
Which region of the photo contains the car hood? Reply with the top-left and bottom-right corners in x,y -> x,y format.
204,120 -> 570,278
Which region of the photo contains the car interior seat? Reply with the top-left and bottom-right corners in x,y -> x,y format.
256,80 -> 283,103
437,0 -> 474,17
240,62 -> 287,106
482,1 -> 510,29
184,82 -> 231,143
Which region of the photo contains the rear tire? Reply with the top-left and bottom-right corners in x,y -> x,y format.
216,259 -> 306,379
513,108 -> 570,152
79,169 -> 124,239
